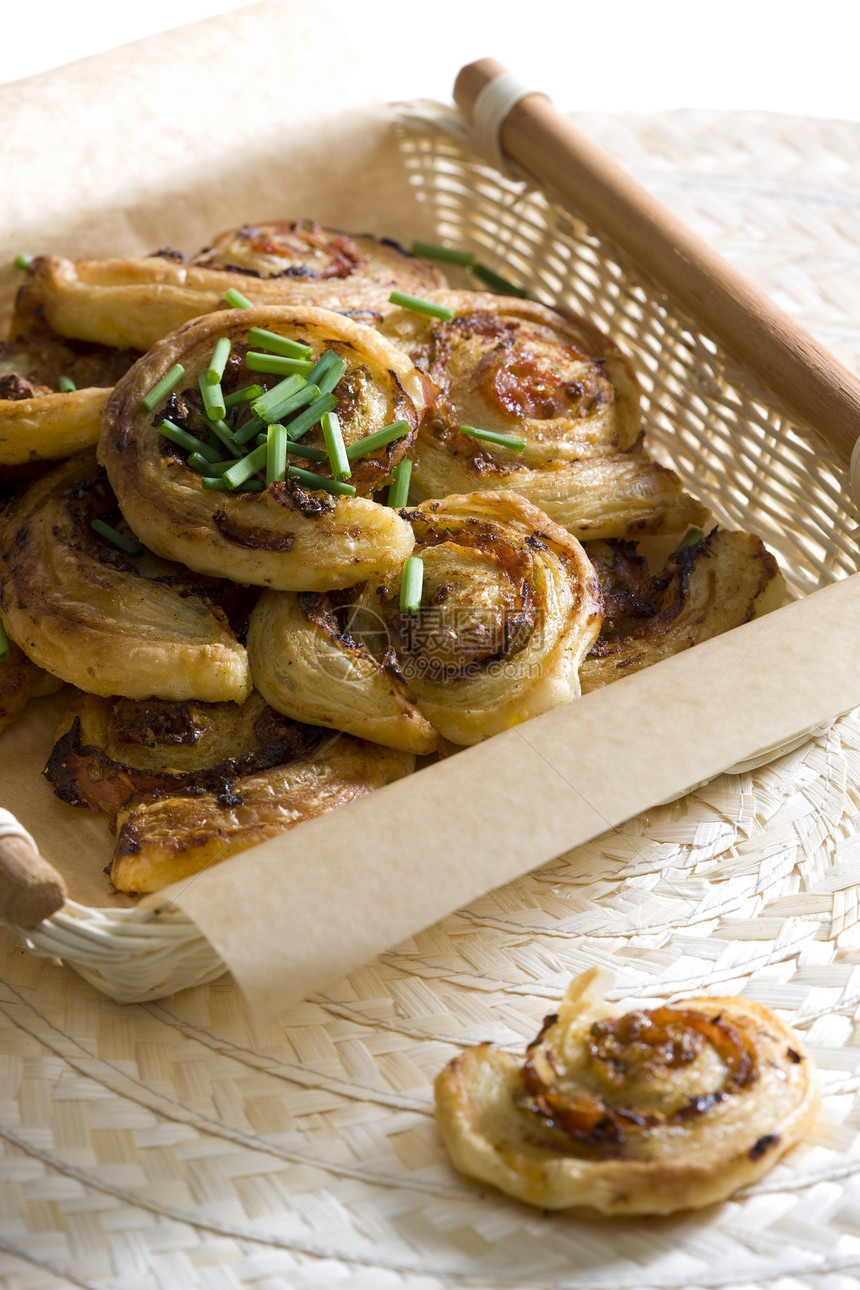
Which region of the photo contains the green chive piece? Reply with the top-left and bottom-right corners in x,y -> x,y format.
306,349 -> 347,396
224,383 -> 264,409
141,363 -> 185,413
0,619 -> 9,662
246,352 -> 315,377
247,327 -> 313,359
233,413 -> 266,446
345,419 -> 411,461
224,287 -> 253,308
158,418 -> 221,462
287,466 -> 356,497
471,263 -> 529,298
201,476 -> 235,490
221,442 -> 268,490
387,458 -> 412,508
399,556 -> 424,614
13,253 -> 32,271
91,518 -> 143,556
677,527 -> 705,550
251,373 -> 307,423
199,373 -> 226,422
321,411 -> 351,481
461,424 -> 526,451
206,418 -> 242,454
206,337 -> 231,385
283,391 -> 337,440
57,375 -> 77,393
188,452 -> 235,476
388,291 -> 453,321
285,440 -> 326,463
411,241 -> 476,266
266,423 -> 288,485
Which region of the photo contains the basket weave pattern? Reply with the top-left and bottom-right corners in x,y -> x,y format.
2,106 -> 860,1288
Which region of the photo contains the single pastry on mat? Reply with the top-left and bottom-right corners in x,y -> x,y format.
100,305 -> 428,590
0,334 -> 139,465
14,220 -> 446,351
247,491 -> 604,750
379,290 -> 707,539
435,969 -> 820,1216
580,528 -> 785,691
0,451 -> 250,703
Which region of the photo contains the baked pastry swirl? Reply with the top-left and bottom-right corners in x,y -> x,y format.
14,221 -> 446,351
0,452 -> 250,702
247,491 -> 604,749
435,970 -> 820,1215
100,305 -> 427,590
379,291 -> 707,539
581,528 -> 785,691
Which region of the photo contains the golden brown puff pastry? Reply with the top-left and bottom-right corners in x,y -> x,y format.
0,452 -> 251,703
247,491 -> 604,748
109,732 -> 414,894
435,969 -> 820,1216
580,528 -> 785,692
43,689 -> 325,817
0,335 -> 140,465
14,222 -> 446,352
100,306 -> 425,591
379,291 -> 707,539
0,641 -> 62,736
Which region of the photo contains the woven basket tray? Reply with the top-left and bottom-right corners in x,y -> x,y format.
3,97 -> 858,1005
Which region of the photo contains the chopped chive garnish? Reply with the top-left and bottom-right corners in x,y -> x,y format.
233,413 -> 266,446
247,327 -> 313,359
206,417 -> 242,453
221,442 -> 268,490
461,424 -> 526,451
677,527 -> 705,550
287,466 -> 356,497
285,440 -> 326,462
224,383 -> 263,409
201,476 -> 234,490
13,253 -> 32,271
267,423 -> 288,485
0,619 -> 9,663
91,518 -> 143,556
188,452 -> 235,475
158,417 -> 221,462
199,373 -> 226,422
345,419 -> 411,461
399,556 -> 424,614
471,263 -> 529,298
387,458 -> 412,508
388,291 -> 453,321
307,349 -> 347,396
251,373 -> 307,423
283,391 -> 337,440
57,375 -> 77,393
246,352 -> 315,377
141,363 -> 184,413
224,287 -> 252,308
411,241 -> 476,266
205,337 -> 231,385
321,411 -> 351,481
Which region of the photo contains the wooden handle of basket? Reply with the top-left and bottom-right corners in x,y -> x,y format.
454,58 -> 860,462
0,831 -> 67,926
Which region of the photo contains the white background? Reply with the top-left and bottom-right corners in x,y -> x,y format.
3,0 -> 860,120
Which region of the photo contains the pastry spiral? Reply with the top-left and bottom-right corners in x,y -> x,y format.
14,221 -> 446,351
100,305 -> 427,590
581,528 -> 785,691
379,291 -> 707,539
247,491 -> 604,748
0,452 -> 250,702
435,969 -> 819,1215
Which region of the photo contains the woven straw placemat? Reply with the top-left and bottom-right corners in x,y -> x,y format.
2,109 -> 860,1290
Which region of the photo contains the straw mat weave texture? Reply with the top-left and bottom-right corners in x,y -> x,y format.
2,108 -> 860,1290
